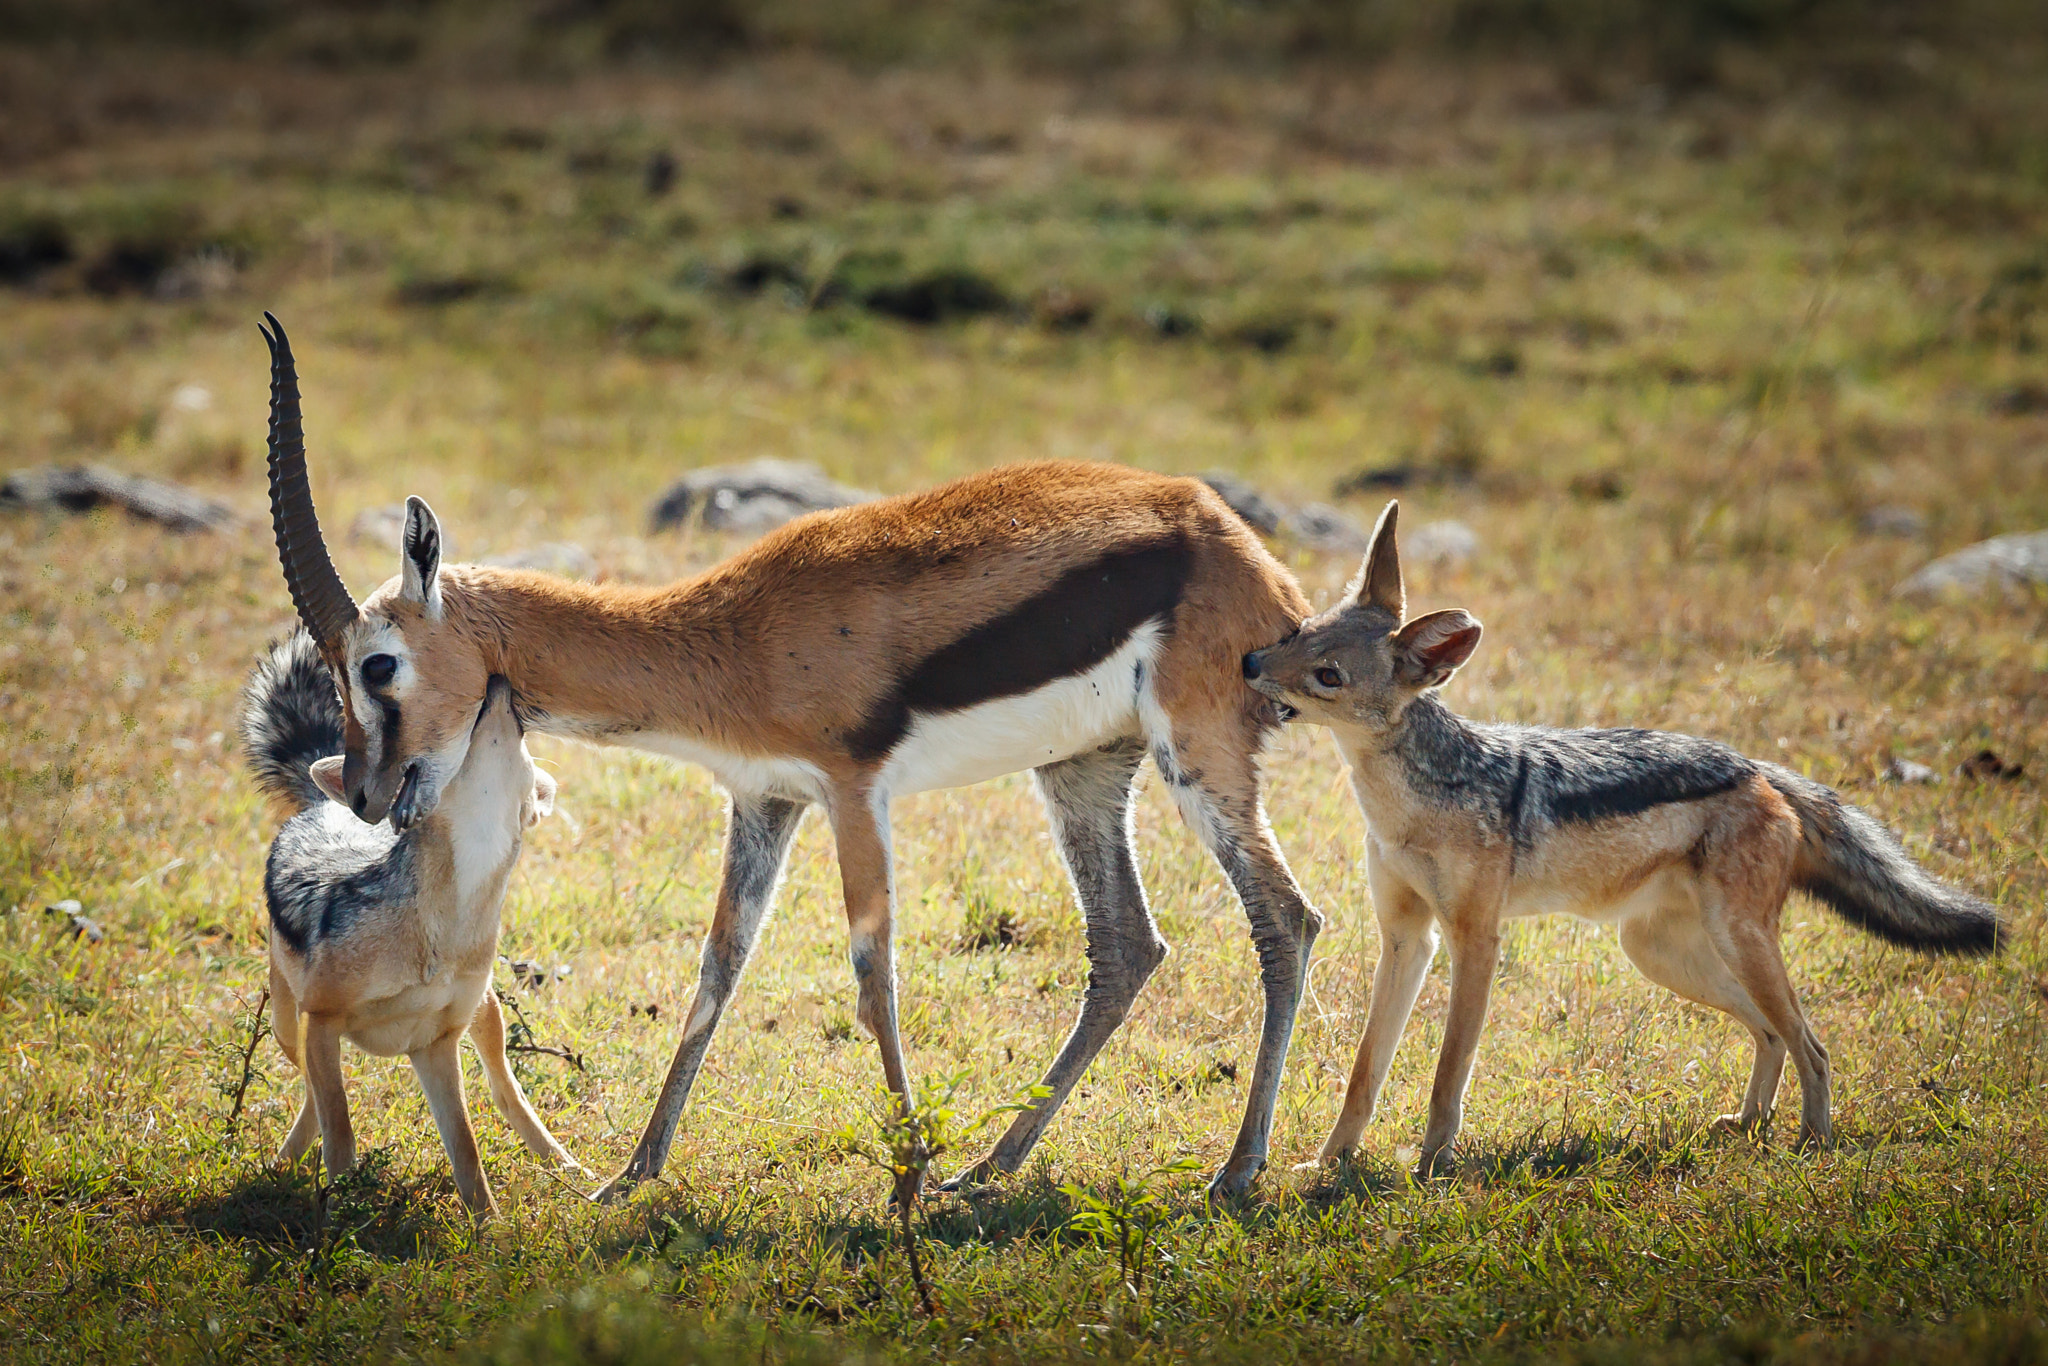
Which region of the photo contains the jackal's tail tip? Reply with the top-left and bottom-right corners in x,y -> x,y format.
240,631 -> 344,813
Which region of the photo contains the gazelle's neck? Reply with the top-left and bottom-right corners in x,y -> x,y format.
439,565 -> 749,747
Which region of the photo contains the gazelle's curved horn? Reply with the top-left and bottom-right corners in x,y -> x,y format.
260,312 -> 358,653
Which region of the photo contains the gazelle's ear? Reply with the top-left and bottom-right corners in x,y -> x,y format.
1348,500 -> 1404,618
309,755 -> 348,804
400,495 -> 442,616
1392,609 -> 1481,689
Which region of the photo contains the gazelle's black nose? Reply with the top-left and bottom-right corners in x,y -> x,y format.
1242,650 -> 1264,680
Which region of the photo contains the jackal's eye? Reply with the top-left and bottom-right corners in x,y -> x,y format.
361,653 -> 398,688
1314,666 -> 1344,689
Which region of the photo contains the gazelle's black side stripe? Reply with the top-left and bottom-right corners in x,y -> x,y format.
845,536 -> 1194,763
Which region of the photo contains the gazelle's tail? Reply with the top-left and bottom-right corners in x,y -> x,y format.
240,631 -> 343,814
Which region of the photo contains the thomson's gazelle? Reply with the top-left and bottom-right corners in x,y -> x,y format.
256,313 -> 1318,1198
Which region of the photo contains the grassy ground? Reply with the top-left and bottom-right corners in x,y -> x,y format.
2,38 -> 2046,1365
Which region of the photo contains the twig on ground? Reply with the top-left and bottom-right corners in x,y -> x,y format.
221,987 -> 270,1139
497,986 -> 586,1070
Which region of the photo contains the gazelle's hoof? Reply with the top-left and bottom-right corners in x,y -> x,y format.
591,1172 -> 641,1205
1205,1154 -> 1266,1201
937,1160 -> 1002,1195
1710,1112 -> 1771,1140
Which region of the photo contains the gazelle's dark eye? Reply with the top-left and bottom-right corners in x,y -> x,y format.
1314,667 -> 1344,689
362,653 -> 398,688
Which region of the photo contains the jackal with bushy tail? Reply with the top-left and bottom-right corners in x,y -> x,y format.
1243,502 -> 2004,1175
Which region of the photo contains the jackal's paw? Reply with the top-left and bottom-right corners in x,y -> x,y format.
1710,1112 -> 1765,1138
1205,1154 -> 1266,1202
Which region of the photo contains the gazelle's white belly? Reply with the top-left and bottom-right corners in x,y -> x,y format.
622,622 -> 1162,803
627,731 -> 832,804
876,622 -> 1161,797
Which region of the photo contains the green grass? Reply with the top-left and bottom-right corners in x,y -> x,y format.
1,36 -> 2046,1366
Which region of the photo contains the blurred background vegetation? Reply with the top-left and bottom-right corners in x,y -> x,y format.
3,0 -> 2045,74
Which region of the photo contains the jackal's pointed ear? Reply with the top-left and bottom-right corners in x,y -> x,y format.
310,755 -> 348,804
399,495 -> 442,616
525,768 -> 557,828
1392,609 -> 1481,689
1348,500 -> 1404,618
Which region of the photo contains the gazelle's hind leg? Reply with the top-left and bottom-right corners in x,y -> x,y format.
268,961 -> 319,1168
1152,720 -> 1323,1199
1617,894 -> 1785,1134
1310,847 -> 1436,1166
596,794 -> 806,1202
470,991 -> 584,1173
945,738 -> 1163,1190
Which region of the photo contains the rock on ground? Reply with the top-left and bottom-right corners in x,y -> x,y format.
1405,519 -> 1480,568
1197,472 -> 1283,536
1283,502 -> 1369,552
1198,474 -> 1369,551
482,542 -> 598,579
650,459 -> 876,536
1894,530 -> 2048,599
350,504 -> 413,553
0,464 -> 239,533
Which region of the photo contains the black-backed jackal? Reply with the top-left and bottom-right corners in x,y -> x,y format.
254,314 -> 1319,1199
243,631 -> 577,1219
1244,502 -> 2004,1175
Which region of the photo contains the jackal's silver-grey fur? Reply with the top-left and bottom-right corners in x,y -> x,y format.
1384,697 -> 2002,956
242,631 -> 415,956
240,630 -> 577,1218
1245,499 -> 2005,1172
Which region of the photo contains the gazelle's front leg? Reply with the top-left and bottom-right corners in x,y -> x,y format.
596,794 -> 806,1202
832,784 -> 916,1120
1416,885 -> 1506,1178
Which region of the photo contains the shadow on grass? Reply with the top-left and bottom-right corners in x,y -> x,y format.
155,1147 -> 450,1263
1297,1117 -> 1717,1207
599,1166 -> 1079,1270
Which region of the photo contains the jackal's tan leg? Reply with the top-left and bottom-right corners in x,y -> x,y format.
1417,898 -> 1504,1178
470,991 -> 583,1173
1312,847 -> 1436,1166
1154,728 -> 1323,1199
411,1030 -> 494,1219
268,964 -> 320,1168
1704,907 -> 1830,1148
300,1012 -> 355,1178
1699,785 -> 1830,1148
946,738 -> 1161,1190
833,790 -> 915,1120
1617,902 -> 1785,1133
597,795 -> 806,1202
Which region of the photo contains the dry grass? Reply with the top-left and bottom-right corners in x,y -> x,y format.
0,41 -> 2045,1365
